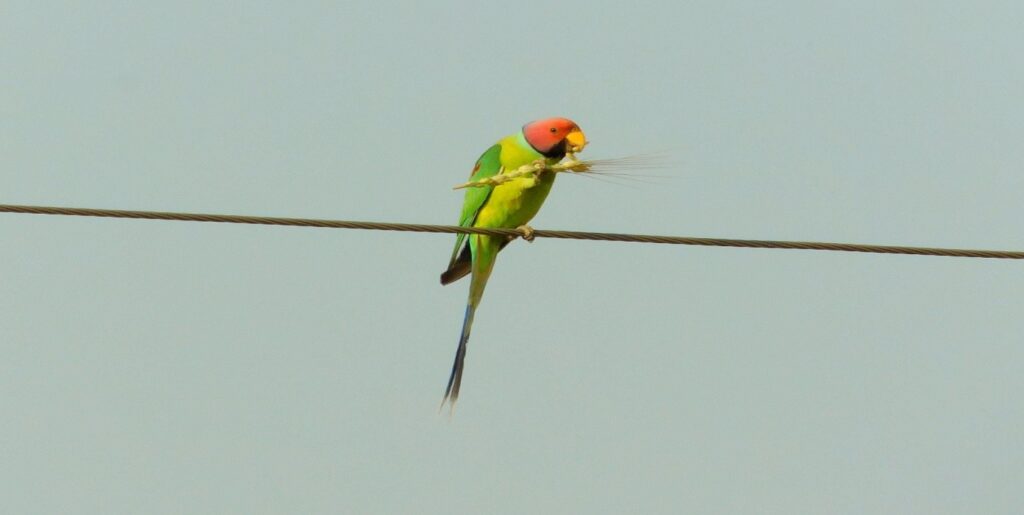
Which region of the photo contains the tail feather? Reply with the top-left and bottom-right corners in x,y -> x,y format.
439,234 -> 497,415
440,245 -> 472,285
440,304 -> 476,413
440,261 -> 471,285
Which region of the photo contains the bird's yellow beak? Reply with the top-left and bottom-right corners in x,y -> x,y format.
566,128 -> 587,153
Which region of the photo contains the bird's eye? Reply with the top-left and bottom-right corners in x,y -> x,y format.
549,127 -> 557,133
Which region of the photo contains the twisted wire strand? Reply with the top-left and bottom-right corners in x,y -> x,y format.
1,203 -> 1022,260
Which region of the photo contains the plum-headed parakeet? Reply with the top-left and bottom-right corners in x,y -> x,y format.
440,117 -> 587,411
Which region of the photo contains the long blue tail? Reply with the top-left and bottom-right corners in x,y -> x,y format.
441,303 -> 477,413
439,234 -> 496,415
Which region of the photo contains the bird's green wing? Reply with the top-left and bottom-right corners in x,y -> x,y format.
448,143 -> 503,266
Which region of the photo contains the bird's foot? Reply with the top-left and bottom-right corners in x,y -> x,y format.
516,225 -> 535,242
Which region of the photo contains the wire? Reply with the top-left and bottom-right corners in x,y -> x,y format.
1,203 -> 1022,260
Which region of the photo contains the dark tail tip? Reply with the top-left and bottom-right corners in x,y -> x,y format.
439,305 -> 473,416
440,261 -> 471,285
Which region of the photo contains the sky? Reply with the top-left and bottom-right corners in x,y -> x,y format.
2,2 -> 1023,514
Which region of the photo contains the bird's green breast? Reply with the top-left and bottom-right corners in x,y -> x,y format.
474,133 -> 559,229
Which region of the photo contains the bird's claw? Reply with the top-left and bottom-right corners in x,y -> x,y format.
516,225 -> 535,242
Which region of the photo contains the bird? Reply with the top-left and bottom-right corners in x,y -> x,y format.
439,117 -> 587,412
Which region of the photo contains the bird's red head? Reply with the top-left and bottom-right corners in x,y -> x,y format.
522,117 -> 587,158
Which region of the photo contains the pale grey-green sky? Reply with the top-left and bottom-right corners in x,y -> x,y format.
2,2 -> 1023,514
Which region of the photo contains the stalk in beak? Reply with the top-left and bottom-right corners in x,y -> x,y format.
566,128 -> 587,153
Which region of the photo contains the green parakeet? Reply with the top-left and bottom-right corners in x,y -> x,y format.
440,117 -> 587,411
